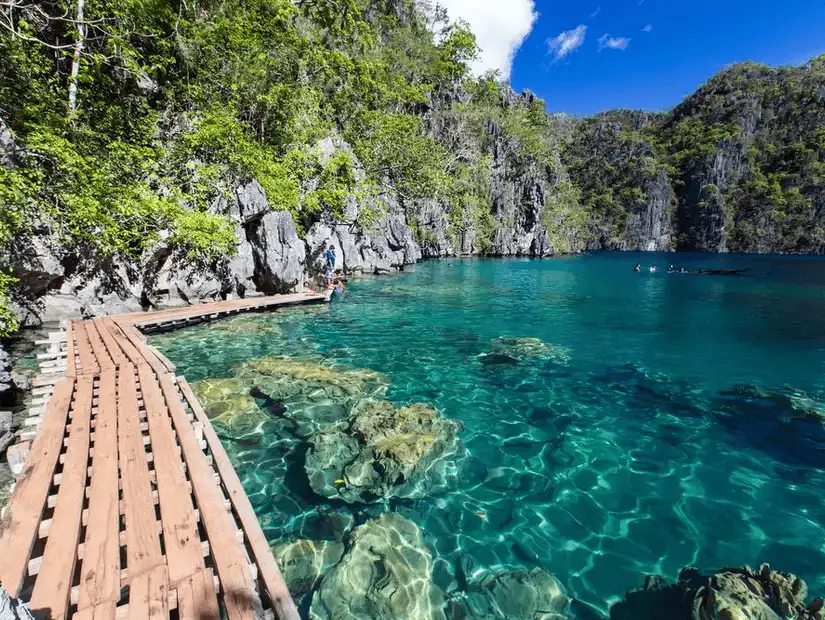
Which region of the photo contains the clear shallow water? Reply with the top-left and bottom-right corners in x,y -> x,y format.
152,253 -> 825,617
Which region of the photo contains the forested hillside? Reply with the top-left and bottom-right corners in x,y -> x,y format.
1,0 -> 824,334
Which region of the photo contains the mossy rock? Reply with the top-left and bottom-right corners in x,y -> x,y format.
305,401 -> 462,503
240,356 -> 389,397
191,377 -> 267,439
487,338 -> 571,364
190,377 -> 254,406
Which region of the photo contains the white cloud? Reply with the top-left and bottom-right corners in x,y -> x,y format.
434,0 -> 538,80
548,25 -> 588,61
590,6 -> 602,17
642,24 -> 653,33
598,34 -> 631,51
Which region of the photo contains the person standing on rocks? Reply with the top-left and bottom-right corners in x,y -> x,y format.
325,244 -> 336,272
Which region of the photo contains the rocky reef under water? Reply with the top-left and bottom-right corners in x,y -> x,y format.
169,315 -> 825,620
611,564 -> 824,620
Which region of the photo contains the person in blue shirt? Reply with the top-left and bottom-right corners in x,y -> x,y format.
325,244 -> 336,271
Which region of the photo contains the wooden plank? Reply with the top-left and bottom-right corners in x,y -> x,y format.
176,568 -> 220,620
158,372 -> 262,620
30,375 -> 94,620
0,378 -> 75,596
128,564 -> 169,620
137,364 -> 204,584
85,320 -> 115,371
77,369 -> 121,610
66,322 -> 77,378
73,601 -> 116,620
117,364 -> 164,580
121,325 -> 169,380
73,321 -> 99,375
96,319 -> 126,366
180,378 -> 300,619
103,319 -> 144,368
147,345 -> 175,373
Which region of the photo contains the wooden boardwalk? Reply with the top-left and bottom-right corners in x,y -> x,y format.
0,292 -> 326,620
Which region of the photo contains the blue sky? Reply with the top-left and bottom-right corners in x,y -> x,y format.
506,0 -> 825,116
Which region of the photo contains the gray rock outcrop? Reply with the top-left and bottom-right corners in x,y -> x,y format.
0,343 -> 13,404
249,211 -> 306,294
610,564 -> 825,620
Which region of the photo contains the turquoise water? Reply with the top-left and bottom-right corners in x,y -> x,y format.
152,253 -> 825,617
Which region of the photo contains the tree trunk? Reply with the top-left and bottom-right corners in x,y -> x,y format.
67,0 -> 86,116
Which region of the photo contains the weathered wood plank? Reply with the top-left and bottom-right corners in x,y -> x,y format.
137,364 -> 204,584
73,321 -> 99,375
127,564 -> 169,620
30,375 -> 94,620
159,372 -> 262,620
66,322 -> 77,379
180,377 -> 300,620
95,319 -> 127,366
85,320 -> 115,371
77,368 -> 121,610
117,364 -> 164,580
0,378 -> 75,596
176,568 -> 221,620
72,601 -> 117,620
102,319 -> 144,368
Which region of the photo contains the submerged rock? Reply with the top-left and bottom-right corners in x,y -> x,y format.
484,338 -> 571,364
272,539 -> 345,595
189,377 -> 268,439
713,384 -> 825,469
309,513 -> 446,620
240,356 -> 389,397
305,401 -> 462,503
449,566 -> 570,619
236,356 -> 390,438
610,564 -> 825,620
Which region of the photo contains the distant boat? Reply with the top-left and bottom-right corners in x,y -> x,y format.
695,268 -> 749,275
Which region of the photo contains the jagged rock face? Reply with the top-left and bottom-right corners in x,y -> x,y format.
610,564 -> 825,620
303,137 -> 421,276
410,199 -> 455,258
564,115 -> 675,252
143,244 -> 223,309
0,344 -> 13,404
0,121 -> 17,169
305,214 -> 419,277
309,513 -> 447,620
636,169 -> 674,251
489,130 -> 552,257
248,211 -> 306,294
